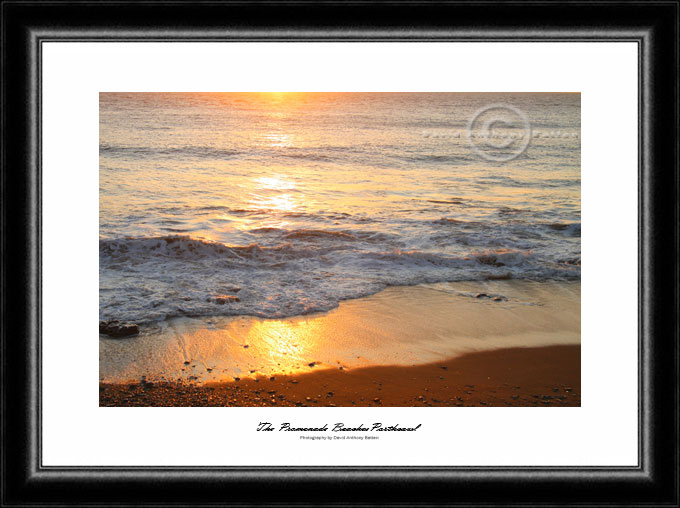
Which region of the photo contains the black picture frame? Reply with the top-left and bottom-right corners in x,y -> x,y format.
2,1 -> 678,506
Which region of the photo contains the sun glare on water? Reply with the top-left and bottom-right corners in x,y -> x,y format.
236,175 -> 301,231
255,175 -> 296,192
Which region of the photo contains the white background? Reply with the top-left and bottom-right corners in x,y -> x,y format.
42,43 -> 638,466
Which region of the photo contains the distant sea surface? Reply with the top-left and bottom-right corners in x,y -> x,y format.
100,93 -> 580,324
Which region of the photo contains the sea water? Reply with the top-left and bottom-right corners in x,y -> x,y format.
100,93 -> 580,324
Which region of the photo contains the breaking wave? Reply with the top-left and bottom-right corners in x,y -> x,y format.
100,234 -> 580,324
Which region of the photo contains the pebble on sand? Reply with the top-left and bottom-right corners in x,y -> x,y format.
99,320 -> 140,337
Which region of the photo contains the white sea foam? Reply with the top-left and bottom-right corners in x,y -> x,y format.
99,232 -> 579,323
99,93 -> 580,324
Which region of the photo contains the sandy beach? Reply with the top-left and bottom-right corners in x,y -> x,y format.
99,93 -> 581,409
100,344 -> 580,407
99,280 -> 580,407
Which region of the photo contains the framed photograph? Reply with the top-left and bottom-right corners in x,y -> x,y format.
2,1 -> 678,506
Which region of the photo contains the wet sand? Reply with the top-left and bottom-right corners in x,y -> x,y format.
100,280 -> 580,386
99,344 -> 580,407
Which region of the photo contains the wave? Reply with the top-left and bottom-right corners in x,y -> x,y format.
277,151 -> 335,162
100,236 -> 332,266
100,234 -> 580,324
477,175 -> 580,189
100,231 -> 390,266
497,206 -> 529,215
544,223 -> 581,237
427,198 -> 466,205
283,229 -> 356,240
279,228 -> 390,243
396,153 -> 476,164
190,207 -> 359,223
102,143 -> 368,164
100,232 -> 580,269
100,144 -> 240,160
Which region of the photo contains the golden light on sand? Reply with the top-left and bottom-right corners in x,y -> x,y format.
250,320 -> 305,354
239,318 -> 330,374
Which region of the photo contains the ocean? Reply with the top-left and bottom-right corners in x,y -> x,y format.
99,92 -> 580,325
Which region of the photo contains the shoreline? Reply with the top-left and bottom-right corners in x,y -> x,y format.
100,345 -> 580,407
100,280 -> 580,386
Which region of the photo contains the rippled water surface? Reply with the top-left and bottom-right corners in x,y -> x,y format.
100,93 -> 580,323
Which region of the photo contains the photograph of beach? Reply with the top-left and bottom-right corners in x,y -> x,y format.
99,92 -> 581,407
